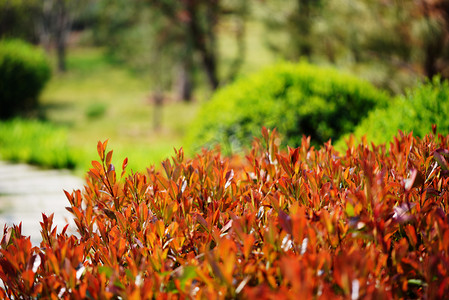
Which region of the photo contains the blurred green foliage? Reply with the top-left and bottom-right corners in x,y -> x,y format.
258,0 -> 449,94
187,61 -> 390,154
342,77 -> 449,146
0,39 -> 51,119
0,119 -> 77,169
3,0 -> 449,95
2,0 -> 448,172
0,0 -> 41,42
93,0 -> 249,98
40,47 -> 201,175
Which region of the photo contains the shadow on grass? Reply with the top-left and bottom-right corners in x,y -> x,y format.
37,102 -> 77,127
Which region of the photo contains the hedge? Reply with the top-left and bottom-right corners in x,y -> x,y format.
1,128 -> 449,298
345,76 -> 449,145
0,39 -> 51,119
187,62 -> 390,154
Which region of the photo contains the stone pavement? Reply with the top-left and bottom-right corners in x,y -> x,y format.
0,161 -> 84,245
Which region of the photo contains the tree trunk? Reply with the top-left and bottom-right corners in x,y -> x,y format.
224,1 -> 248,83
56,37 -> 66,72
186,1 -> 219,91
201,53 -> 219,90
420,1 -> 449,79
39,0 -> 54,53
152,89 -> 164,131
174,59 -> 193,102
423,28 -> 444,79
295,0 -> 315,58
54,0 -> 70,73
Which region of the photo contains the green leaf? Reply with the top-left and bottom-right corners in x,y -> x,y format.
408,279 -> 427,286
179,266 -> 197,290
345,202 -> 355,217
97,266 -> 114,279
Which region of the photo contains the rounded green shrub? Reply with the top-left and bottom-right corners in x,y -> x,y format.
187,62 -> 390,153
0,39 -> 51,119
344,76 -> 449,146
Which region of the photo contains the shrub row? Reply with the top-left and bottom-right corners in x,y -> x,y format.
0,118 -> 179,174
0,119 -> 77,169
187,62 -> 389,154
0,39 -> 51,119
346,76 -> 449,145
1,128 -> 449,298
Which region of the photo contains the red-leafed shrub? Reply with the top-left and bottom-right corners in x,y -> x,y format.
1,127 -> 449,299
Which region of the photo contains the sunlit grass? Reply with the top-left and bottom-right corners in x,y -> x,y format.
0,119 -> 78,169
39,47 -> 200,174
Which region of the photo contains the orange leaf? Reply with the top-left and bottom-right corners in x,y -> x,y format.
106,150 -> 113,166
97,141 -> 104,160
91,160 -> 103,171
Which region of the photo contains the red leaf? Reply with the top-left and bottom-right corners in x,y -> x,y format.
122,157 -> 128,171
278,210 -> 292,235
220,220 -> 233,235
434,148 -> 449,171
106,150 -> 113,166
404,169 -> 424,191
91,160 -> 103,171
97,141 -> 104,160
225,170 -> 234,189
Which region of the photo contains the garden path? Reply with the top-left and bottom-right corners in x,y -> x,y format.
0,161 -> 84,245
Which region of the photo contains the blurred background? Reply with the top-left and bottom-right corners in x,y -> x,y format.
0,0 -> 448,173
1,0 -> 448,173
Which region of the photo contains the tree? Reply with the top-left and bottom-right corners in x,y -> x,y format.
347,0 -> 449,87
0,0 -> 88,73
256,0 -> 324,61
257,0 -> 449,93
40,0 -> 88,72
41,0 -> 70,72
0,0 -> 41,42
145,0 -> 247,92
416,0 -> 449,79
95,0 -> 248,101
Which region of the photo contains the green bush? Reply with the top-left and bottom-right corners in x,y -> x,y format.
187,62 -> 390,154
344,77 -> 449,145
0,39 -> 51,119
0,119 -> 78,169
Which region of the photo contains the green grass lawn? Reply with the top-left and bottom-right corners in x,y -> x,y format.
40,47 -> 201,175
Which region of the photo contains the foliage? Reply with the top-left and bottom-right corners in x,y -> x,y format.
187,61 -> 390,154
0,119 -> 78,169
1,128 -> 449,298
40,0 -> 85,72
256,0 -> 449,93
256,0 -> 324,60
0,0 -> 41,42
0,39 -> 51,119
94,0 -> 249,100
344,77 -> 449,146
0,0 -> 90,72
